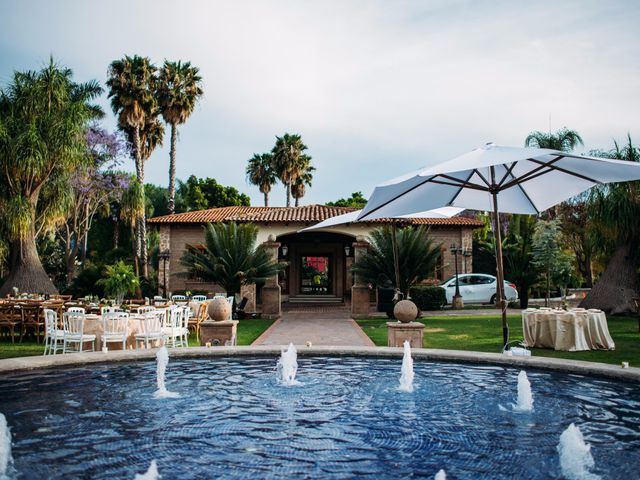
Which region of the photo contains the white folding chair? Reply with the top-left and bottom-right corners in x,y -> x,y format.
162,307 -> 183,348
192,295 -> 207,302
102,312 -> 129,351
43,308 -> 64,355
67,307 -> 86,314
171,294 -> 187,301
62,312 -> 95,353
100,306 -> 123,316
180,306 -> 191,347
135,312 -> 165,349
226,296 -> 234,320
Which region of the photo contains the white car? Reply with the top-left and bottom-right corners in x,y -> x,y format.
440,273 -> 519,305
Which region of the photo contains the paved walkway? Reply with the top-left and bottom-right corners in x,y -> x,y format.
254,307 -> 375,347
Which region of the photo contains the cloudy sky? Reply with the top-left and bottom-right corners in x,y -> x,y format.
1,0 -> 639,206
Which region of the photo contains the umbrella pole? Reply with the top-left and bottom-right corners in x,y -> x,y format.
491,192 -> 509,349
391,222 -> 402,301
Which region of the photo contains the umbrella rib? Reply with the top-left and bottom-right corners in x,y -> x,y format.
506,169 -> 541,214
500,156 -> 563,190
526,158 -> 603,184
497,162 -> 518,188
429,178 -> 488,191
447,169 -> 478,206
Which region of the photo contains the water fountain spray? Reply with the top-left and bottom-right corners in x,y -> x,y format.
277,343 -> 299,386
398,340 -> 415,393
557,423 -> 600,480
154,347 -> 180,399
0,413 -> 14,479
134,460 -> 160,479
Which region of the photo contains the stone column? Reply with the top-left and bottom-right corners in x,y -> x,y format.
261,235 -> 281,319
351,236 -> 371,318
158,225 -> 171,297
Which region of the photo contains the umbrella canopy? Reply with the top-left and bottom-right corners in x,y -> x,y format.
299,206 -> 463,232
357,143 -> 640,349
357,143 -> 640,219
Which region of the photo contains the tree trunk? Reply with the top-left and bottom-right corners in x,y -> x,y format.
519,281 -> 530,309
295,196 -> 300,207
0,234 -> 58,296
264,192 -> 268,207
167,122 -> 178,214
133,126 -> 148,278
113,217 -> 119,249
285,183 -> 291,208
579,243 -> 639,314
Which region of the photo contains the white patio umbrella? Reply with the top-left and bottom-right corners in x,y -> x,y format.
300,206 -> 464,300
357,143 -> 640,347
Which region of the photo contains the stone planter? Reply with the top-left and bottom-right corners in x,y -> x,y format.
207,297 -> 231,321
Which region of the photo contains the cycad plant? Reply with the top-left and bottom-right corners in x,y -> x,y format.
351,225 -> 441,298
97,261 -> 140,305
180,222 -> 283,297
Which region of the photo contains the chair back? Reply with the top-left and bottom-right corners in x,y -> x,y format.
197,302 -> 210,321
103,312 -> 129,336
100,306 -> 123,315
135,306 -> 156,314
44,308 -> 58,334
142,312 -> 162,334
192,295 -> 207,302
171,294 -> 186,301
167,306 -> 182,328
67,307 -> 86,314
181,306 -> 191,330
63,312 -> 85,335
226,296 -> 234,320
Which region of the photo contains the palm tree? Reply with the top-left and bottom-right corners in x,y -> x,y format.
524,127 -> 584,151
0,59 -> 102,296
180,222 -> 283,297
580,135 -> 640,314
351,225 -> 441,298
107,55 -> 158,278
291,159 -> 315,207
246,153 -> 277,206
271,133 -> 310,207
157,61 -> 204,214
119,177 -> 146,276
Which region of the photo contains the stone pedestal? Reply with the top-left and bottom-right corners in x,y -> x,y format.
200,320 -> 238,346
387,321 -> 425,348
260,237 -> 281,319
351,238 -> 371,318
452,295 -> 464,310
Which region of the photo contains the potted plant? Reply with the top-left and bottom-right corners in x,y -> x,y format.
97,261 -> 140,306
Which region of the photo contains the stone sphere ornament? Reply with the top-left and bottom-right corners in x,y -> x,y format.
207,297 -> 231,321
393,300 -> 419,323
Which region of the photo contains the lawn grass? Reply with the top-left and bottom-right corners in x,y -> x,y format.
0,318 -> 275,360
356,314 -> 640,366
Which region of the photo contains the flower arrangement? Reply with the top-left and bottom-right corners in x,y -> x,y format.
97,261 -> 139,306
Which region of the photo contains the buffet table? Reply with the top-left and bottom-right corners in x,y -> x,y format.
521,308 -> 615,351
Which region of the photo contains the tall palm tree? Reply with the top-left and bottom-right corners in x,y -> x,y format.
291,158 -> 315,207
180,222 -> 283,297
271,133 -> 310,207
0,59 -> 102,296
246,153 -> 277,206
107,55 -> 158,278
524,127 -> 584,151
157,61 -> 204,214
119,177 -> 146,276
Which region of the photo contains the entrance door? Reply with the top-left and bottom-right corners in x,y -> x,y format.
300,256 -> 331,295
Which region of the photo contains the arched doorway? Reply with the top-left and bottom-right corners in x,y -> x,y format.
276,231 -> 356,303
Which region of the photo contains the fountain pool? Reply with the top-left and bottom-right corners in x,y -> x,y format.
0,356 -> 639,479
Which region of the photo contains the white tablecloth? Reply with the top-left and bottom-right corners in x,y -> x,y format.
522,308 -> 615,351
83,314 -> 148,350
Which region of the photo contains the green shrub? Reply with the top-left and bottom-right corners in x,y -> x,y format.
409,285 -> 446,311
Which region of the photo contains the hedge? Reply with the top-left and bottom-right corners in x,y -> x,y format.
409,285 -> 447,311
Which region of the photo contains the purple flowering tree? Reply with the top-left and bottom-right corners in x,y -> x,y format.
58,126 -> 129,284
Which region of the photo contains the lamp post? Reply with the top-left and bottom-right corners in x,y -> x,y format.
450,244 -> 464,309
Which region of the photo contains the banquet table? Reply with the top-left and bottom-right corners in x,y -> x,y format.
521,308 -> 615,351
83,314 -> 152,350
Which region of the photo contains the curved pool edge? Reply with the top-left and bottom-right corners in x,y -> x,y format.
1,346 -> 638,382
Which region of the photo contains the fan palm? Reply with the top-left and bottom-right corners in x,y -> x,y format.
107,55 -> 158,277
351,225 -> 441,297
246,153 -> 277,206
291,159 -> 315,207
181,222 -> 283,296
524,127 -> 584,151
157,61 -> 204,214
119,177 -> 146,275
0,59 -> 103,295
271,133 -> 310,207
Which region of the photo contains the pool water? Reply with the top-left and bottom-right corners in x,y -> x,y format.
1,357 -> 639,479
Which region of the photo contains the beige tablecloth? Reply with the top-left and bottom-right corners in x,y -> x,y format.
83,314 -> 148,350
522,308 -> 615,351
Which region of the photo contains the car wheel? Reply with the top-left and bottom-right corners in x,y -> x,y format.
490,294 -> 496,305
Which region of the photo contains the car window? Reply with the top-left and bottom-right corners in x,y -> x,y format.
475,276 -> 494,285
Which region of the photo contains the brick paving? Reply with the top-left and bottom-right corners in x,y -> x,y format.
254,306 -> 375,347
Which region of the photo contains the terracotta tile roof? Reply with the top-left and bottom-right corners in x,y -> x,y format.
148,204 -> 484,227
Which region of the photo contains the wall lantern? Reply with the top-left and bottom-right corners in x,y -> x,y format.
281,245 -> 288,257
344,245 -> 351,257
